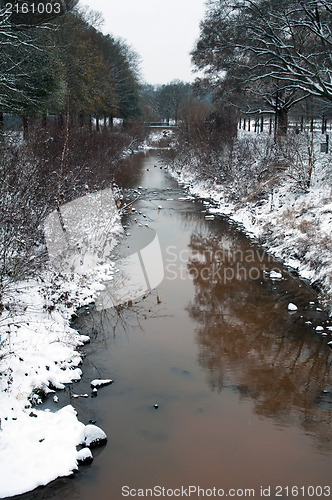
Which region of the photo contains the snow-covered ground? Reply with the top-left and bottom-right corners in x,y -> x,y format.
0,131 -> 168,498
0,265 -> 117,498
0,184 -> 124,498
170,129 -> 332,316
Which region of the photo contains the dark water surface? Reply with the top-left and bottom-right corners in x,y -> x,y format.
17,149 -> 332,499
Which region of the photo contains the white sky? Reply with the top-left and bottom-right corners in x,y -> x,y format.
81,0 -> 207,85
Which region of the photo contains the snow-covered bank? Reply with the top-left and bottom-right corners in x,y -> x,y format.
0,178 -> 125,498
0,265 -> 116,498
0,126 -> 165,497
170,129 -> 332,316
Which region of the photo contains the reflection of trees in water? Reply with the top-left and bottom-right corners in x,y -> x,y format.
186,233 -> 332,449
73,290 -> 165,348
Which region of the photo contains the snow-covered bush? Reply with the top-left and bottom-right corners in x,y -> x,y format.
0,139 -> 48,300
0,123 -> 144,307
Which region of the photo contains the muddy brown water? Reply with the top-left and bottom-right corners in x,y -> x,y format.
16,149 -> 332,500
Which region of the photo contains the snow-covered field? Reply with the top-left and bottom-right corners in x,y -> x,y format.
170,129 -> 332,316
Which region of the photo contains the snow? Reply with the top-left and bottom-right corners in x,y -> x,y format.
288,302 -> 298,311
83,424 -> 107,447
44,187 -> 123,274
0,410 -> 106,497
170,129 -> 332,317
0,267 -> 115,498
90,379 -> 113,388
0,406 -> 85,498
0,186 -> 124,496
269,270 -> 283,280
77,447 -> 93,464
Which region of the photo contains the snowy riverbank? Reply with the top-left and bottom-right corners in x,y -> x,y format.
0,129 -> 169,498
0,265 -> 116,498
170,129 -> 332,316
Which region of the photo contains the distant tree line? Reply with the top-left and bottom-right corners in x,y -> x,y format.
0,1 -> 141,131
140,81 -> 192,124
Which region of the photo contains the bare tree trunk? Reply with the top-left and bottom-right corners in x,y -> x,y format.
276,107 -> 288,135
58,114 -> 64,128
260,116 -> 264,132
307,126 -> 314,189
79,112 -> 85,128
96,116 -> 100,132
23,116 -> 29,139
274,90 -> 279,142
310,117 -> 314,133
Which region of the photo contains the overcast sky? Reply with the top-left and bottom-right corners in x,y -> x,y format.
81,0 -> 207,85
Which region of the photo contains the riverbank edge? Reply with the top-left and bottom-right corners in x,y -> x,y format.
168,147 -> 332,318
0,133 -> 163,498
0,262 -> 120,498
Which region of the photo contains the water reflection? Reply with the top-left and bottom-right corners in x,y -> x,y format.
186,231 -> 332,450
15,148 -> 332,499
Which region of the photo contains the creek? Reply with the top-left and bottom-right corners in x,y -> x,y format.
17,147 -> 332,500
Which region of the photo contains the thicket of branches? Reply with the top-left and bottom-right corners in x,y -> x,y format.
0,121 -> 146,305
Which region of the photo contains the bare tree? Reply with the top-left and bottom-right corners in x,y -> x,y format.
192,0 -> 332,133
